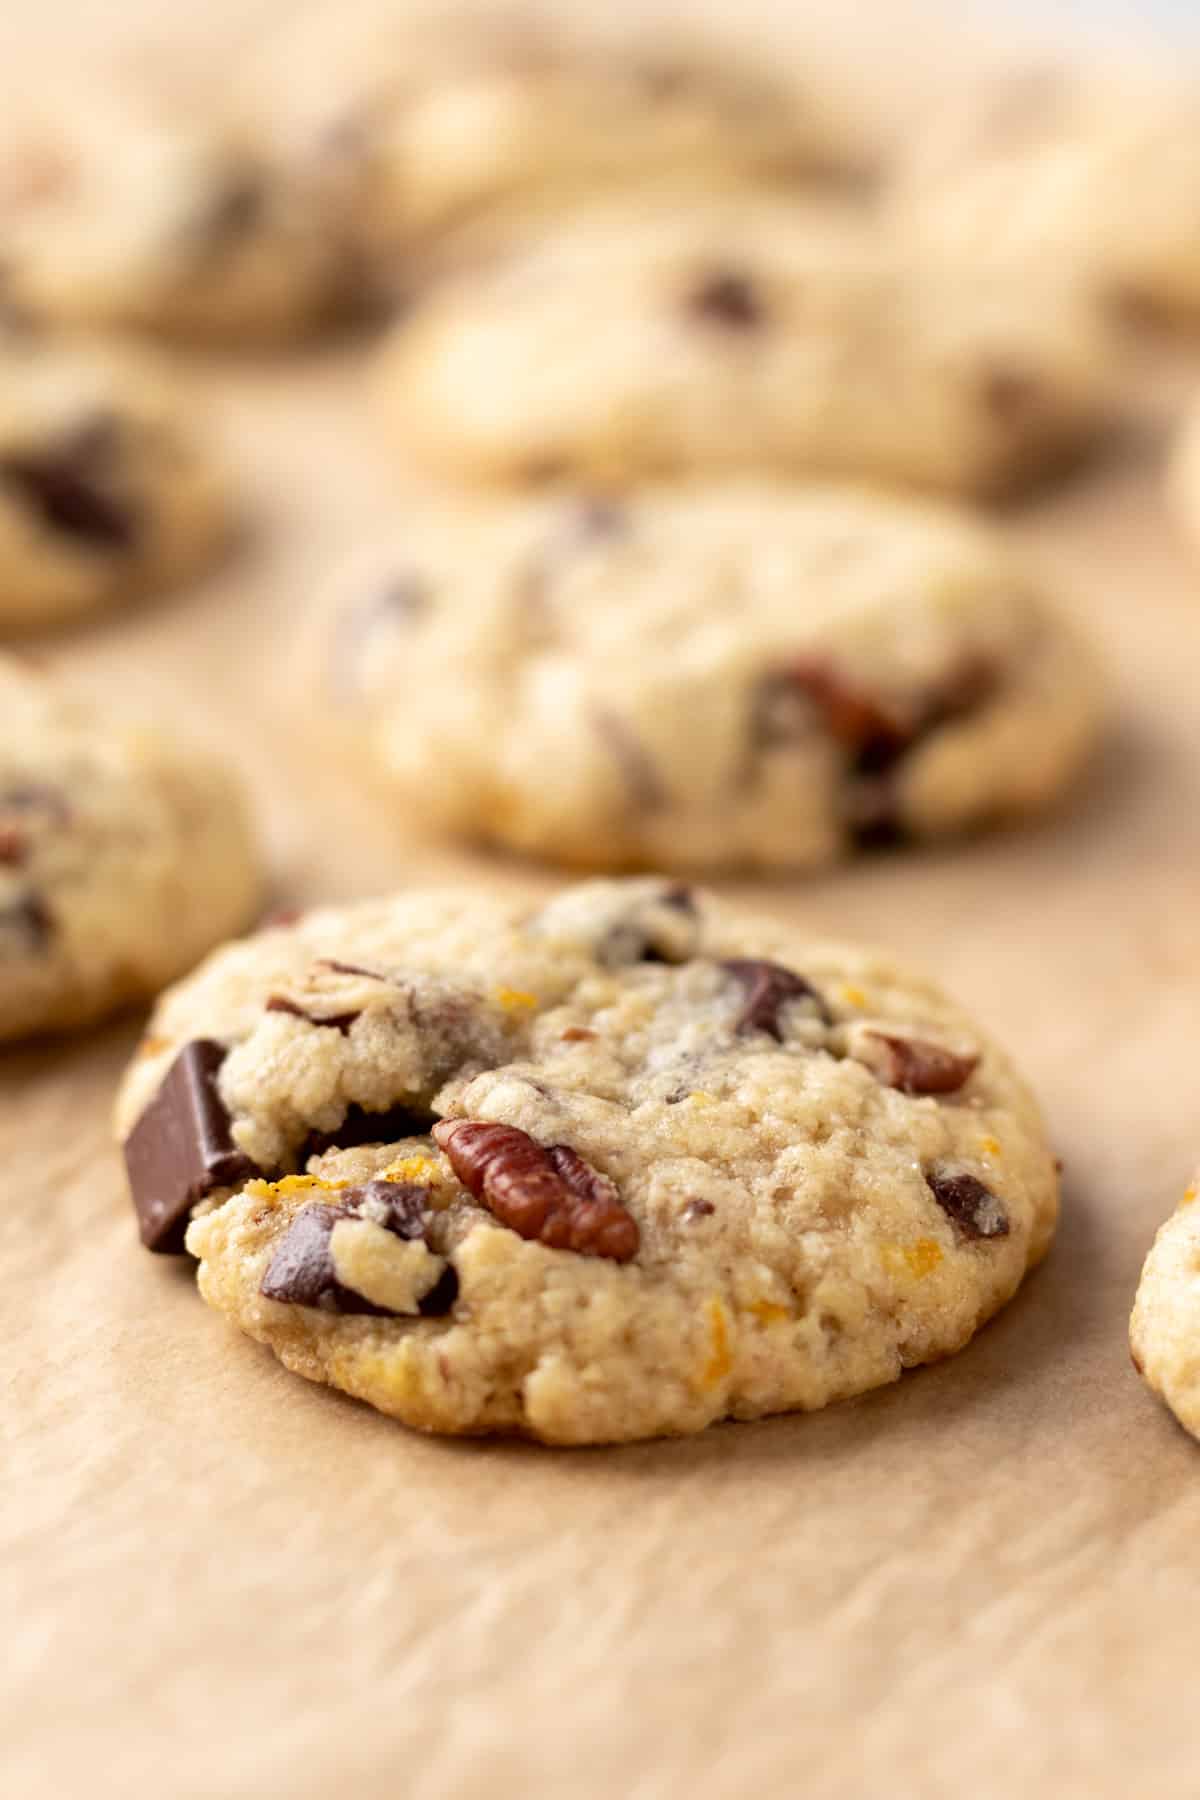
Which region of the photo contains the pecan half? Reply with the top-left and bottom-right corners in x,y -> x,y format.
851,1029 -> 979,1097
720,958 -> 830,1039
433,1120 -> 639,1262
926,1169 -> 1009,1240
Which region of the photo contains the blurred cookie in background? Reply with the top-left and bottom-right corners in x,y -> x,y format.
0,89 -> 355,342
320,482 -> 1105,873
0,338 -> 233,632
373,199 -> 1118,498
1166,396 -> 1200,558
0,655 -> 261,1041
1131,1175 -> 1200,1442
890,63 -> 1200,328
250,3 -> 878,278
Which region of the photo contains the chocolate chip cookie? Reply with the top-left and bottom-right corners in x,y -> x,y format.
891,65 -> 1200,323
0,92 -> 349,341
322,483 -> 1104,872
0,339 -> 232,630
1130,1177 -> 1200,1440
258,10 -> 871,269
374,199 -> 1115,495
115,878 -> 1059,1445
0,656 -> 261,1040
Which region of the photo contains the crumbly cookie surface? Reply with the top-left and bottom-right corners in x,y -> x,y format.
1130,1178 -> 1200,1440
323,483 -> 1103,872
0,656 -> 261,1040
0,339 -> 232,630
374,199 -> 1114,495
116,878 -> 1060,1445
890,66 -> 1200,321
0,93 -> 348,341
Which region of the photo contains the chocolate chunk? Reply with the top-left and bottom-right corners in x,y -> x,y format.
788,658 -> 911,765
591,705 -> 665,811
259,1181 -> 456,1316
319,958 -> 387,981
299,1102 -> 437,1161
124,1040 -> 257,1253
598,884 -> 700,966
720,959 -> 830,1039
0,890 -> 52,949
1,416 -> 137,550
687,268 -> 764,330
660,884 -> 696,913
191,172 -> 267,252
681,1198 -> 715,1223
265,994 -> 360,1036
926,1169 -> 1009,1240
853,1030 -> 979,1097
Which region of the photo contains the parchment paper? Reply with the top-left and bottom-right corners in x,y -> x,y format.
6,5 -> 1200,1797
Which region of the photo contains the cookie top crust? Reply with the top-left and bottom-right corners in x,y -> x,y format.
117,878 -> 1060,1443
323,482 -> 1104,871
0,656 -> 261,1040
0,339 -> 232,629
374,199 -> 1115,495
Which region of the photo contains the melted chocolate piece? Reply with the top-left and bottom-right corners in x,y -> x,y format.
124,1040 -> 257,1253
720,959 -> 830,1039
299,1102 -> 438,1161
259,1180 -> 457,1316
926,1169 -> 1009,1240
265,995 -> 360,1036
687,269 -> 765,330
1,415 -> 137,550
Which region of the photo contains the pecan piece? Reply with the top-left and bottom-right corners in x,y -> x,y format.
787,657 -> 911,765
851,1029 -> 979,1097
926,1169 -> 1009,1241
720,958 -> 830,1039
433,1120 -> 639,1262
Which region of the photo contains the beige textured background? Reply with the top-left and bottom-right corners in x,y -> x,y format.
5,5 -> 1200,1798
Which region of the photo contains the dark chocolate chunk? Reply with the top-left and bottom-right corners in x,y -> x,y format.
259,1180 -> 456,1316
123,1040 -> 257,1253
681,1198 -> 715,1223
597,884 -> 700,967
0,890 -> 53,949
299,1102 -> 438,1161
1,415 -> 137,550
265,994 -> 360,1036
926,1169 -> 1009,1240
687,268 -> 765,330
720,958 -> 830,1039
854,1030 -> 979,1097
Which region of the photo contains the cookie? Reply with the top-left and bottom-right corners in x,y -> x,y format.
890,65 -> 1200,323
259,9 -> 872,267
1167,399 -> 1200,556
322,483 -> 1103,873
114,877 -> 1059,1445
0,339 -> 232,631
0,93 -> 350,341
0,656 -> 261,1040
1130,1177 -> 1200,1440
373,200 -> 1115,495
